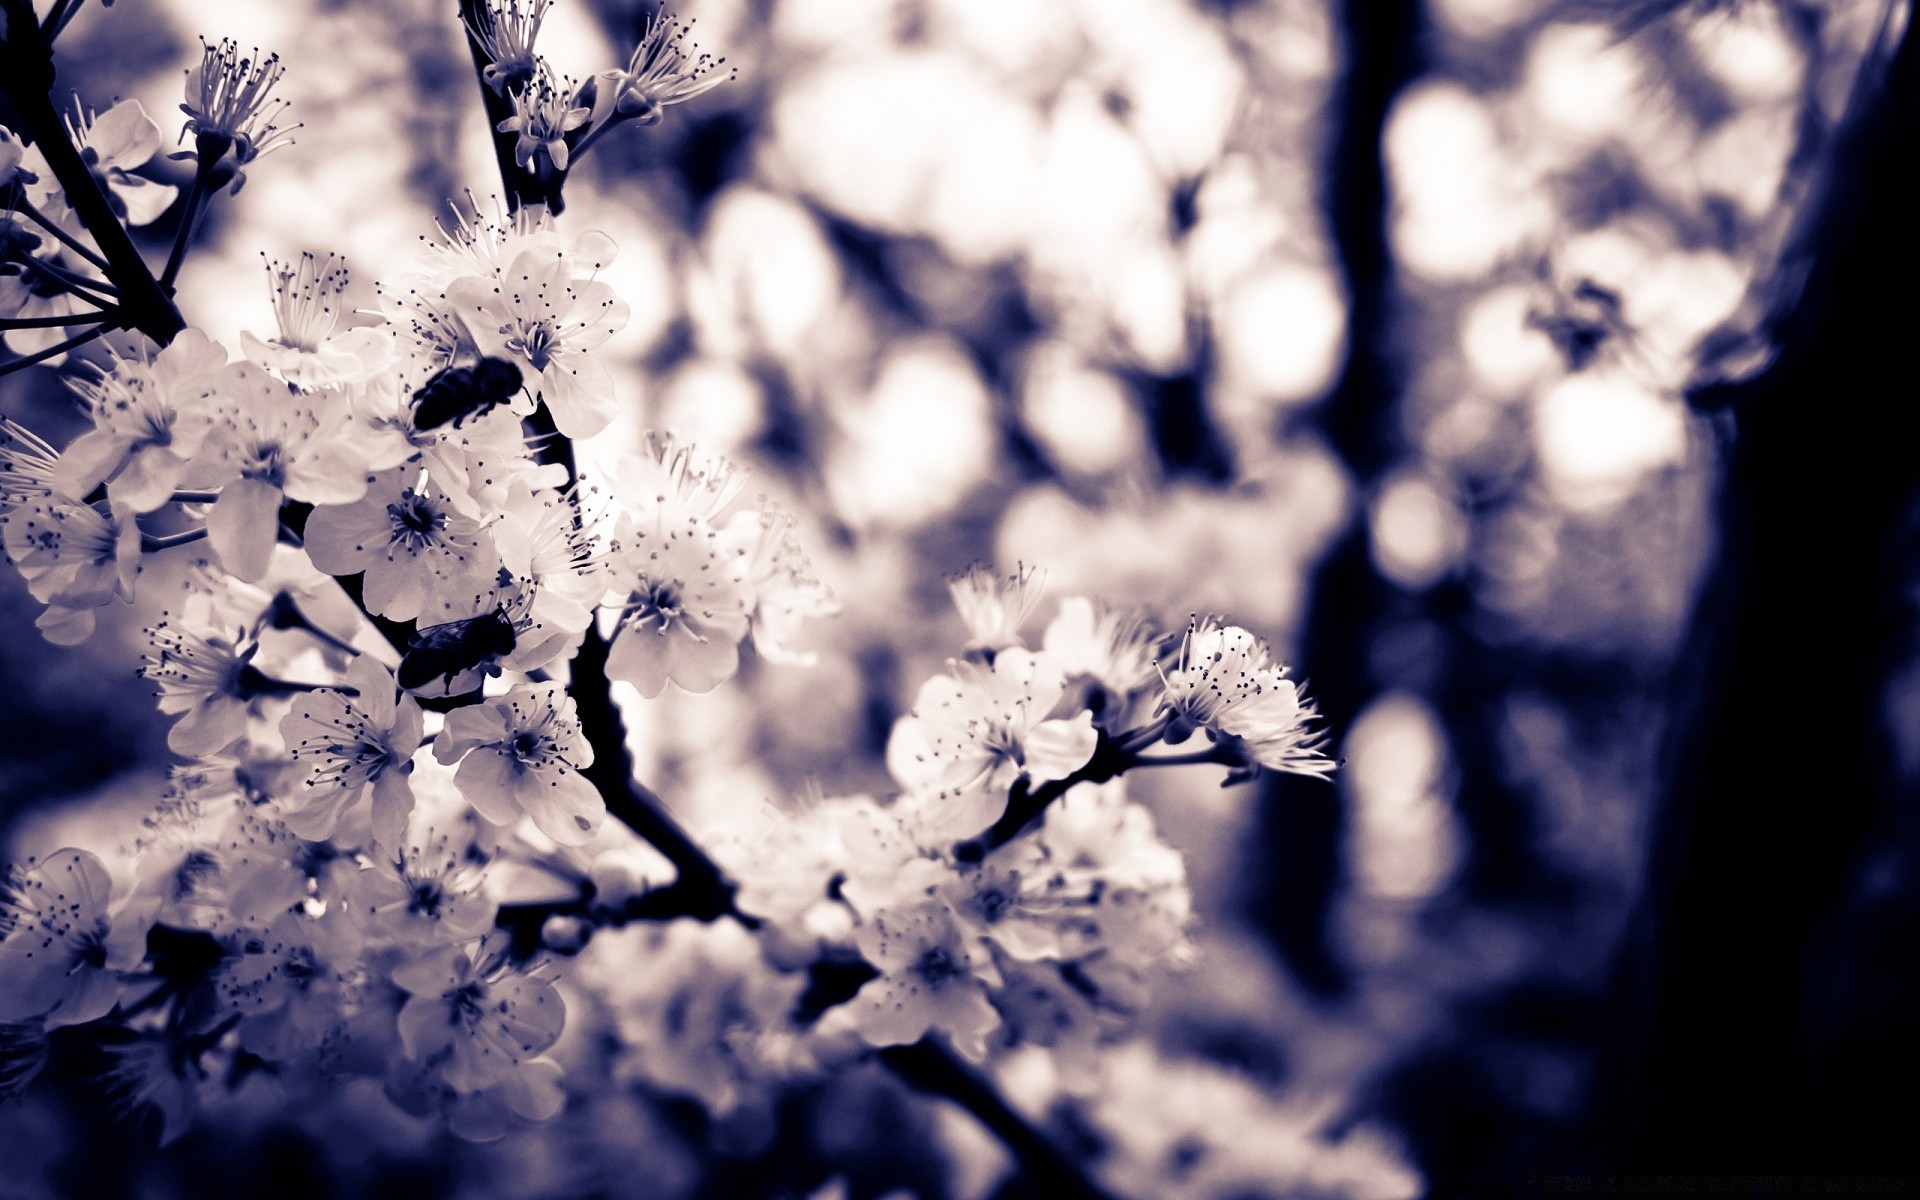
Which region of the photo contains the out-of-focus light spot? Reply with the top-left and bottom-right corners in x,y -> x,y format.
1218,263 -> 1345,407
775,0 -> 900,53
1695,109 -> 1795,219
927,0 -> 1077,81
1344,692 -> 1459,903
1432,0 -> 1540,40
997,459 -> 1347,632
528,0 -> 617,79
830,339 -> 994,528
1387,83 -> 1545,281
160,0 -> 297,47
653,358 -> 765,455
1688,3 -> 1805,104
1109,243 -> 1190,373
1461,286 -> 1558,398
1029,88 -> 1163,281
1121,17 -> 1244,179
1525,23 -> 1645,143
1064,0 -> 1242,174
1370,473 -> 1466,592
1020,341 -> 1147,476
773,52 -> 1044,264
1533,371 -> 1688,510
697,188 -> 841,358
1186,155 -> 1290,301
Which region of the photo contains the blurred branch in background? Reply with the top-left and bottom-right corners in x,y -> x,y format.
1255,0 -> 1423,1002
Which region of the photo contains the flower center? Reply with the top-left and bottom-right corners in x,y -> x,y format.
387,492 -> 446,549
913,945 -> 961,988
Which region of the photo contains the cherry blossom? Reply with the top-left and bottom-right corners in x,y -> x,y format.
0,849 -> 127,1027
886,648 -> 1098,797
391,934 -> 565,1092
279,655 -> 424,846
1158,620 -> 1332,781
303,467 -> 501,621
54,330 -> 230,512
447,243 -> 628,437
433,682 -> 602,845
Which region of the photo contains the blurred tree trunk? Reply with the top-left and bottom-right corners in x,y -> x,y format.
1254,0 -> 1424,1000
1585,19 -> 1920,1171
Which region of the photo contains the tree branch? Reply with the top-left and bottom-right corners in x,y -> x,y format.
0,2 -> 184,346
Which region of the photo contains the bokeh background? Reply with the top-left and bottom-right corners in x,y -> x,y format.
3,0 -> 1914,1195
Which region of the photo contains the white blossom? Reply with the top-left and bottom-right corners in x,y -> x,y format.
55,330 -> 229,512
0,497 -> 141,645
0,849 -> 127,1027
240,252 -> 394,387
887,648 -> 1098,798
433,682 -> 602,845
303,467 -> 501,622
588,11 -> 734,128
1158,620 -> 1332,781
845,885 -> 1001,1062
447,243 -> 628,437
279,655 -> 424,846
391,933 -> 565,1092
948,562 -> 1045,655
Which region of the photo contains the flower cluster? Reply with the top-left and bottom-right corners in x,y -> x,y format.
4,99 -> 177,365
711,571 -> 1328,1075
0,8 -> 1343,1191
461,0 -> 733,182
1,97 -> 833,1138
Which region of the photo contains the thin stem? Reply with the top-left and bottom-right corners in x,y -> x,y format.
169,490 -> 221,505
287,613 -> 362,660
0,309 -> 114,330
12,193 -> 112,270
139,526 -> 208,552
1128,746 -> 1236,769
160,171 -> 210,291
0,9 -> 185,345
0,322 -> 105,374
37,259 -> 120,305
253,675 -> 349,696
878,1041 -> 1116,1200
41,0 -> 85,41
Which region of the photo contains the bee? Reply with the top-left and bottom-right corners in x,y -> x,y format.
410,356 -> 524,431
399,582 -> 540,692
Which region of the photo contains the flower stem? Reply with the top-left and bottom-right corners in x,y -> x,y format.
0,4 -> 185,345
160,170 -> 211,291
0,310 -> 116,330
0,322 -> 106,375
878,1040 -> 1117,1200
11,192 -> 112,271
37,259 -> 120,305
139,526 -> 208,551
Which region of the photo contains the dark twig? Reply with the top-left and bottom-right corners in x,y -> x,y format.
0,1 -> 184,345
0,322 -> 105,374
448,20 -> 1115,1198
878,1040 -> 1116,1200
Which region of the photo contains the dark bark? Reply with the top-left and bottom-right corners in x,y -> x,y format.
1253,0 -> 1425,998
1583,21 -> 1920,1172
